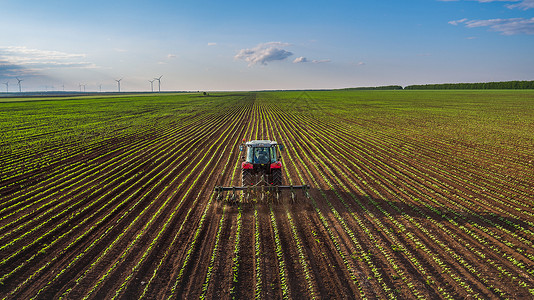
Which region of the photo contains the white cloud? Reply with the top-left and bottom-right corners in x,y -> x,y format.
293,56 -> 331,64
442,0 -> 534,9
506,0 -> 534,9
463,17 -> 534,34
449,18 -> 468,25
0,60 -> 38,77
475,0 -> 534,9
235,42 -> 293,66
207,42 -> 217,46
293,56 -> 308,63
446,1 -> 534,34
0,46 -> 96,75
167,54 -> 177,58
0,46 -> 86,64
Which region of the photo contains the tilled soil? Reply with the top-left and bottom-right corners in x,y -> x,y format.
1,93 -> 533,299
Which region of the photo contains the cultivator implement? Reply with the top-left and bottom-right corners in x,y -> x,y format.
215,176 -> 310,203
214,184 -> 310,202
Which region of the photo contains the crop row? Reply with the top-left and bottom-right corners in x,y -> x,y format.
266,92 -> 533,297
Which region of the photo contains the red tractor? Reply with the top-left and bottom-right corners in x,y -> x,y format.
215,139 -> 309,202
240,140 -> 283,186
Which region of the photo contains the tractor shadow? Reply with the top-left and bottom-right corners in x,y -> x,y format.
212,186 -> 533,233
313,188 -> 533,232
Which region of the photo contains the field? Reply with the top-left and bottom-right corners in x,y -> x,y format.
0,90 -> 533,299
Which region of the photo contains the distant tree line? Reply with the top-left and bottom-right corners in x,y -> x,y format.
404,80 -> 534,90
343,85 -> 403,90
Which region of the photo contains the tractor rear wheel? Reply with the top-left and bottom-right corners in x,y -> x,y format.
272,168 -> 282,186
242,169 -> 252,186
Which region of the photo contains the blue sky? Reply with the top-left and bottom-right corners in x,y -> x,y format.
1,0 -> 533,91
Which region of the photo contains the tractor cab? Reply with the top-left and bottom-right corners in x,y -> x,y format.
241,140 -> 282,164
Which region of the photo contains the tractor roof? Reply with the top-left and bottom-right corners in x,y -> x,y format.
245,140 -> 278,147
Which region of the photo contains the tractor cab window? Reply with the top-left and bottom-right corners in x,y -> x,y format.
246,145 -> 278,164
252,147 -> 270,164
270,147 -> 278,163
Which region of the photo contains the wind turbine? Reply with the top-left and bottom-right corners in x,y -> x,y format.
154,75 -> 162,93
3,81 -> 8,93
149,79 -> 154,92
115,78 -> 122,92
16,78 -> 23,93
99,84 -> 102,93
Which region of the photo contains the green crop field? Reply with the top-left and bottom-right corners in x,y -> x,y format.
1,90 -> 533,299
280,90 -> 534,146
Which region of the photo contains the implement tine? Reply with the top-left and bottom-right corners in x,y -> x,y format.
215,187 -> 221,201
218,186 -> 224,202
231,187 -> 237,202
253,188 -> 258,203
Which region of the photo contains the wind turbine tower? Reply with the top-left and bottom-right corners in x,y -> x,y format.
149,79 -> 154,92
154,75 -> 162,93
3,81 -> 8,93
115,78 -> 123,93
16,78 -> 23,93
